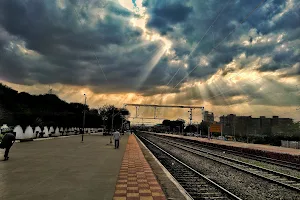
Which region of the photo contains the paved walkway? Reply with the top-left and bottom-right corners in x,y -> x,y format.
149,132 -> 300,156
0,134 -> 128,200
114,135 -> 166,200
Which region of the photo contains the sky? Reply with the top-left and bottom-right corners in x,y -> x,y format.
0,0 -> 299,124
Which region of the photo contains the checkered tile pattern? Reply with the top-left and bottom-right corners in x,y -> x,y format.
113,135 -> 166,200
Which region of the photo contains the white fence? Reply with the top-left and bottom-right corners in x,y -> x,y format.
1,125 -> 100,140
281,140 -> 300,149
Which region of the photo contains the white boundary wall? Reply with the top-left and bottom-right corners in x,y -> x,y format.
3,125 -> 101,140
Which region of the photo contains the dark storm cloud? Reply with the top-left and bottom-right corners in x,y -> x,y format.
146,2 -> 192,34
0,0 -> 299,106
142,0 -> 299,83
0,0 -> 168,92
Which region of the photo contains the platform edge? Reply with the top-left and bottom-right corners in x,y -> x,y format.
135,134 -> 193,200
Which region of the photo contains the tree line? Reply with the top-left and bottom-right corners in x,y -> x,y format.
0,83 -> 129,130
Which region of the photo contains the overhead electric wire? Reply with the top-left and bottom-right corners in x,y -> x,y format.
73,8 -> 108,81
164,0 -> 232,88
172,0 -> 267,90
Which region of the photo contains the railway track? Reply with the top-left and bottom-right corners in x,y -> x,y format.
150,133 -> 300,171
138,135 -> 243,200
144,134 -> 300,193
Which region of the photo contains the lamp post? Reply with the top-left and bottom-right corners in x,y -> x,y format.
111,109 -> 115,133
102,115 -> 108,134
82,94 -> 87,142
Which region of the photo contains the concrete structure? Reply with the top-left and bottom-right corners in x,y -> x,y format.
43,126 -> 49,137
220,114 -> 293,136
1,123 -> 105,140
34,126 -> 42,138
204,111 -> 214,123
152,124 -> 170,133
13,125 -> 24,139
24,126 -> 34,138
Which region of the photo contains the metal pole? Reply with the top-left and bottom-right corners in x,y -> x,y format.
202,108 -> 205,123
189,108 -> 193,125
82,94 -> 86,142
121,116 -> 124,132
111,110 -> 114,131
110,110 -> 114,144
135,106 -> 138,118
221,122 -> 223,137
234,125 -> 236,141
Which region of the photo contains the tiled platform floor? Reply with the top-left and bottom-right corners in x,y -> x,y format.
113,135 -> 166,200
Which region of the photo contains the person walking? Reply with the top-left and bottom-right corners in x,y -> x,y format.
0,127 -> 16,161
113,130 -> 121,149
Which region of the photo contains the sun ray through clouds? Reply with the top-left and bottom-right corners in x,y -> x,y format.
118,0 -> 173,89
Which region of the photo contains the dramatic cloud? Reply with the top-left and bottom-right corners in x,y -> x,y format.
0,0 -> 299,122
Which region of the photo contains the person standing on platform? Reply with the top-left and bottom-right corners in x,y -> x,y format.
113,130 -> 121,149
0,128 -> 16,161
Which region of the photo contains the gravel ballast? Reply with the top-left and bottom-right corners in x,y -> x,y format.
158,136 -> 300,178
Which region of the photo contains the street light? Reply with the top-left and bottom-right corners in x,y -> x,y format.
102,115 -> 108,132
82,94 -> 87,142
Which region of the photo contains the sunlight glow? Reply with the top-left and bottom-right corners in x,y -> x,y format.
119,0 -> 173,51
125,41 -> 152,53
118,0 -> 173,89
17,44 -> 40,57
57,0 -> 66,9
137,46 -> 167,88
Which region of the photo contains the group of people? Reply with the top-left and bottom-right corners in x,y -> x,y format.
0,127 -> 16,161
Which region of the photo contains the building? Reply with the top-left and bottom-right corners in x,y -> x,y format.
204,111 -> 214,123
152,124 -> 170,133
219,115 -> 293,136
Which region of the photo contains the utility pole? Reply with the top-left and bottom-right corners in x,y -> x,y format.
121,115 -> 124,132
111,109 -> 114,132
234,125 -> 236,141
110,110 -> 115,144
188,108 -> 193,125
82,94 -> 87,142
110,108 -> 124,143
102,116 -> 108,133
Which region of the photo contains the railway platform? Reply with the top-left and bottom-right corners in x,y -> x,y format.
0,134 -> 129,200
146,132 -> 300,163
113,135 -> 166,200
1,132 -> 187,200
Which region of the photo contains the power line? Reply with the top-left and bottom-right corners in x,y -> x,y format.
172,0 -> 267,90
73,8 -> 108,81
164,0 -> 232,88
